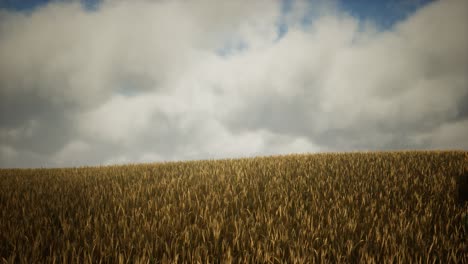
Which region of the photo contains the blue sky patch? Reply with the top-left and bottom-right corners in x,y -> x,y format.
337,0 -> 434,30
1,0 -> 434,30
0,0 -> 50,11
0,0 -> 101,11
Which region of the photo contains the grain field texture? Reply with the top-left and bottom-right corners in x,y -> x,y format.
0,151 -> 467,263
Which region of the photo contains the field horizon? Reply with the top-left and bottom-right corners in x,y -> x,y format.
2,149 -> 466,170
1,150 -> 467,263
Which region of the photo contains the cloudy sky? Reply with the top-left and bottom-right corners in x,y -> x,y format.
0,0 -> 467,168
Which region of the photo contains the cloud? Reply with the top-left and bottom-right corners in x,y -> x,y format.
430,120 -> 468,149
52,140 -> 91,167
0,145 -> 18,160
79,94 -> 159,144
0,0 -> 467,168
222,0 -> 468,151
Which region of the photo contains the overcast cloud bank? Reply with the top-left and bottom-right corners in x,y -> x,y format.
1,0 -> 467,168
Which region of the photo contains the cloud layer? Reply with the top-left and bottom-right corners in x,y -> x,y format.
1,0 -> 467,168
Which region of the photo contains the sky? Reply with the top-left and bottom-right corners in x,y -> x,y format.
0,0 -> 467,168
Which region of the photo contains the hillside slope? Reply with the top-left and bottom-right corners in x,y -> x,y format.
1,151 -> 467,263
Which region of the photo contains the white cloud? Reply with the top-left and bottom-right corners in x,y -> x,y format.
103,155 -> 131,166
138,152 -> 164,163
79,94 -> 159,144
0,119 -> 38,141
0,0 -> 467,168
52,140 -> 91,166
0,145 -> 18,159
430,120 -> 468,150
269,136 -> 322,154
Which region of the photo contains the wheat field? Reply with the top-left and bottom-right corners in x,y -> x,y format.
0,151 -> 467,263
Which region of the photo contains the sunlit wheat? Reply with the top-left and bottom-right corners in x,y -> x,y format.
0,151 -> 467,263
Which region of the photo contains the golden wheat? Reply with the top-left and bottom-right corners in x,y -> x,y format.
0,151 -> 467,263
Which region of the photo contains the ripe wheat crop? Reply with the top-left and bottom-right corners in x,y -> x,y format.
0,151 -> 467,263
